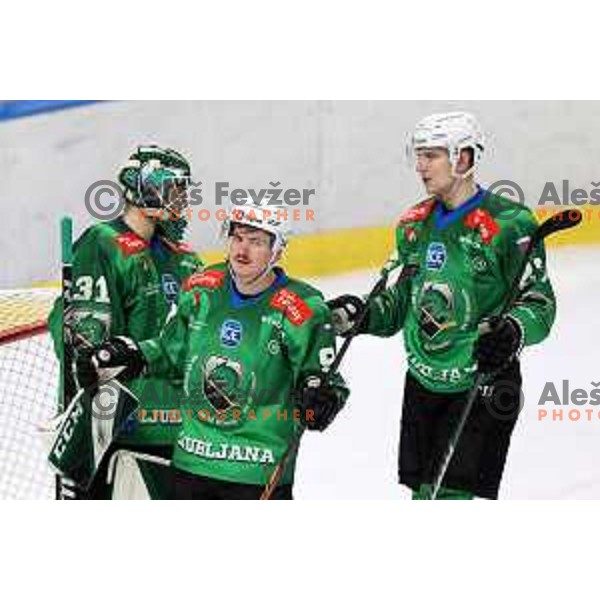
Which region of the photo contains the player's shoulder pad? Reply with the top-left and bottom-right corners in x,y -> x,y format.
395,198 -> 436,228
270,279 -> 323,326
470,191 -> 538,245
183,263 -> 227,292
89,221 -> 150,256
74,222 -> 141,256
482,191 -> 525,220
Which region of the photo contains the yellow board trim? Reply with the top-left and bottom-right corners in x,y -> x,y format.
533,206 -> 600,246
200,227 -> 397,279
31,207 -> 598,286
181,207 -> 600,279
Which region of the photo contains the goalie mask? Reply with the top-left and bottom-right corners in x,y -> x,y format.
118,145 -> 192,242
409,112 -> 484,178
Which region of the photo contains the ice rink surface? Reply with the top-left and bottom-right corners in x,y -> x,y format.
295,247 -> 600,499
1,247 -> 598,500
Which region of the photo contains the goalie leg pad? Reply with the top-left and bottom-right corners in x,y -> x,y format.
107,449 -> 173,500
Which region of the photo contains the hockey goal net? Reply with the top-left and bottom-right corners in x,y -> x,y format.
0,288 -> 60,499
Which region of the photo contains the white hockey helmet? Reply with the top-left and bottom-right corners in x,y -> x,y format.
410,111 -> 484,177
223,203 -> 290,267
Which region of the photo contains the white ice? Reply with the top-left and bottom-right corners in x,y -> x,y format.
295,247 -> 600,499
2,248 -> 599,499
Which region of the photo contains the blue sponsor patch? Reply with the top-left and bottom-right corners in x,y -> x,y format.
161,273 -> 180,304
220,319 -> 243,348
426,242 -> 447,271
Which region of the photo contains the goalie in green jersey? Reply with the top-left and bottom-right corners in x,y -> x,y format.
47,145 -> 203,499
76,203 -> 349,499
328,112 -> 557,500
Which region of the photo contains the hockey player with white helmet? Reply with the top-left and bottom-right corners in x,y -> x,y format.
78,201 -> 349,499
328,111 -> 557,500
407,111 -> 485,208
223,204 -> 291,287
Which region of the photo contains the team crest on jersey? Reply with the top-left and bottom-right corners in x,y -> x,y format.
426,242 -> 447,271
201,355 -> 243,412
418,282 -> 457,344
161,273 -> 179,304
183,355 -> 257,427
220,319 -> 243,348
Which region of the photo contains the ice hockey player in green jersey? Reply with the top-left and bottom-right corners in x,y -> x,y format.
76,203 -> 349,499
47,145 -> 203,499
328,112 -> 556,500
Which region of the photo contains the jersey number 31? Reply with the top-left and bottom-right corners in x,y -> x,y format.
72,275 -> 110,303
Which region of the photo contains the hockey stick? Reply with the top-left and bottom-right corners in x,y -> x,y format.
260,260 -> 419,499
429,209 -> 583,500
57,216 -> 74,499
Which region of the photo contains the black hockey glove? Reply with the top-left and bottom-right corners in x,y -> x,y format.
296,375 -> 346,432
75,336 -> 146,390
327,294 -> 366,336
475,315 -> 523,375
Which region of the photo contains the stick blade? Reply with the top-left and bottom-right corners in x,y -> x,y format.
536,209 -> 582,241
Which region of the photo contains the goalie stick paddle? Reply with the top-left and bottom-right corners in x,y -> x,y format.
429,209 -> 583,500
58,216 -> 74,499
260,261 -> 419,500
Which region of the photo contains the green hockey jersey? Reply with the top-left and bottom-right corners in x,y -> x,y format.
48,217 -> 203,447
365,188 -> 556,393
139,263 -> 349,486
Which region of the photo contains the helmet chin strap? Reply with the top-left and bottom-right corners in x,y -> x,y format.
227,245 -> 279,290
450,144 -> 479,179
451,162 -> 476,180
438,147 -> 476,205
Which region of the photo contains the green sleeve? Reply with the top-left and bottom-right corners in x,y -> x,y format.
364,274 -> 412,338
283,295 -> 349,401
500,210 -> 557,346
139,288 -> 208,378
363,224 -> 415,338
